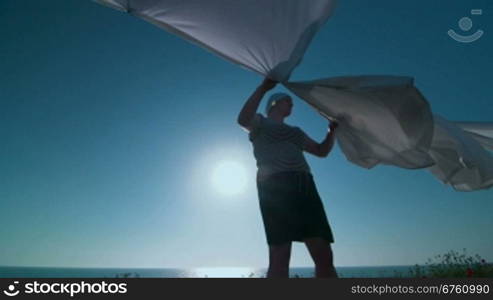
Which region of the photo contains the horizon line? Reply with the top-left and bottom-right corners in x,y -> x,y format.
4,263 -> 488,270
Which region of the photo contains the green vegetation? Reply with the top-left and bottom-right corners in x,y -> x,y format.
409,249 -> 493,278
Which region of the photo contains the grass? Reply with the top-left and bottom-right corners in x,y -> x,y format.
408,248 -> 493,278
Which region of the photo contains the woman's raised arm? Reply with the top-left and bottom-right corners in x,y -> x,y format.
237,78 -> 277,131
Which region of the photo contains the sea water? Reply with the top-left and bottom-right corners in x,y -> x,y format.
0,266 -> 417,278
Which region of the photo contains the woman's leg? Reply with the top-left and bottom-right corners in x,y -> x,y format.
303,237 -> 338,278
266,242 -> 292,278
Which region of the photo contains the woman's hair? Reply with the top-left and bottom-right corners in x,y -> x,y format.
265,93 -> 290,115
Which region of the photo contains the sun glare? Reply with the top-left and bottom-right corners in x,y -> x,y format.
211,161 -> 247,196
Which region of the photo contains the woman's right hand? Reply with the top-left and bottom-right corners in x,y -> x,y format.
260,77 -> 277,91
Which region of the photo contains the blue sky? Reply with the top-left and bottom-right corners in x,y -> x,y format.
1,0 -> 492,269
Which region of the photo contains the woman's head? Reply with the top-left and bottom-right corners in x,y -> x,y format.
265,93 -> 293,117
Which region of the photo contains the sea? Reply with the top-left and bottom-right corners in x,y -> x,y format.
0,266 -> 420,278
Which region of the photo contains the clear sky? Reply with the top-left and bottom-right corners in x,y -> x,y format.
1,0 -> 492,269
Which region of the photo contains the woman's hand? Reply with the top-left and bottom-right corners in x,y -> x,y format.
329,121 -> 339,132
259,77 -> 277,91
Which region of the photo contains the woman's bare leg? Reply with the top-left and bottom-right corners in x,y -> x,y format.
266,242 -> 292,278
304,237 -> 338,278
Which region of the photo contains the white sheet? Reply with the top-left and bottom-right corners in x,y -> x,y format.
94,0 -> 337,82
455,122 -> 493,151
428,116 -> 493,191
285,76 -> 435,169
95,0 -> 493,191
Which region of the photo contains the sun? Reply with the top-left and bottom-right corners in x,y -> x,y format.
211,161 -> 248,196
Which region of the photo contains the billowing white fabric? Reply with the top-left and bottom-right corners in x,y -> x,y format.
428,116 -> 493,191
95,0 -> 493,191
94,1 -> 435,170
285,76 -> 435,169
455,122 -> 493,151
94,0 -> 337,82
285,83 -> 493,190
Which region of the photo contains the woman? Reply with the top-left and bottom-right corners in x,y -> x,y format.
237,78 -> 338,278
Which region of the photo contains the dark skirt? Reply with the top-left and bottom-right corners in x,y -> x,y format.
256,171 -> 335,245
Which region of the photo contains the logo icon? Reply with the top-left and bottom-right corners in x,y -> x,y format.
3,281 -> 20,297
448,9 -> 484,43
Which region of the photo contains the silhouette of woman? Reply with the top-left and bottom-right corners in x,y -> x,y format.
237,78 -> 338,278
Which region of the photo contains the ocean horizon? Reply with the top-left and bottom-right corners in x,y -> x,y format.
0,265 -> 420,278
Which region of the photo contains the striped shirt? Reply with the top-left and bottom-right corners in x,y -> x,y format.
248,113 -> 311,181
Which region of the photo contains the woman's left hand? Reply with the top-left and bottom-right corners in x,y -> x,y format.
329,121 -> 338,132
